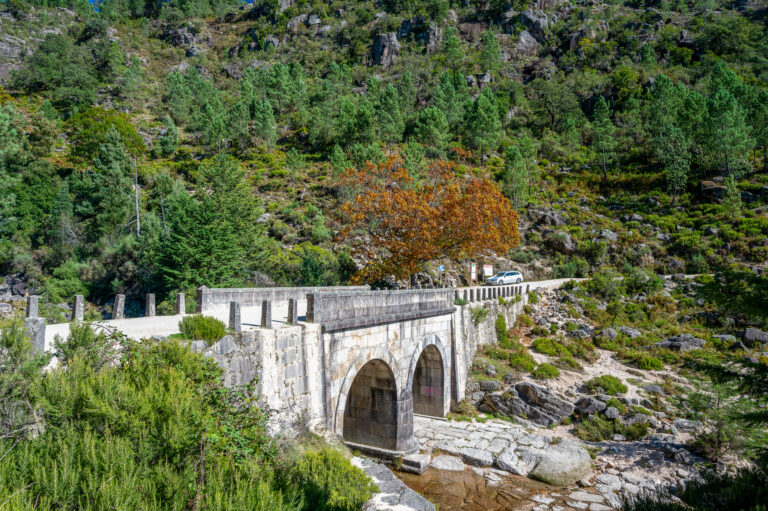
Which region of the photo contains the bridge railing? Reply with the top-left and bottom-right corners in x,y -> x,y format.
196,285 -> 370,314
453,283 -> 529,304
307,288 -> 455,333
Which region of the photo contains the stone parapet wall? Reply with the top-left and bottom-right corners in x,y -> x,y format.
309,288 -> 454,332
196,285 -> 369,313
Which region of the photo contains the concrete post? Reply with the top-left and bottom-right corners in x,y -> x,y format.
261,300 -> 272,328
24,317 -> 46,352
306,294 -> 315,322
176,293 -> 185,315
113,294 -> 125,319
145,293 -> 156,317
469,289 -> 474,302
72,295 -> 84,321
526,284 -> 530,294
229,301 -> 241,332
288,298 -> 298,325
463,290 -> 468,302
26,296 -> 39,318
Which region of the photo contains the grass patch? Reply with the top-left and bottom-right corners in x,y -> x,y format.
573,415 -> 649,442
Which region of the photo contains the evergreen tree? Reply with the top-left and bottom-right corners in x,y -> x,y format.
253,99 -> 277,151
517,134 -> 540,196
468,88 -> 501,161
157,116 -> 179,157
500,146 -> 528,208
660,126 -> 690,203
354,99 -> 376,144
442,28 -> 463,71
705,87 -> 753,177
640,44 -> 656,69
335,96 -> 358,148
398,71 -> 417,124
227,101 -> 251,150
403,139 -> 426,182
377,84 -> 404,153
414,106 -> 450,153
479,30 -> 502,74
87,127 -> 134,240
163,71 -> 193,124
329,144 -> 349,177
723,174 -> 742,220
591,96 -> 617,187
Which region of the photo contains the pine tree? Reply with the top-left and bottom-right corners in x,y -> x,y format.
414,106 -> 450,153
500,146 -> 528,208
705,87 -> 754,177
157,116 -> 178,157
659,126 -> 690,203
723,174 -> 742,220
227,100 -> 251,150
517,134 -> 540,196
335,96 -> 358,148
252,99 -> 276,151
398,71 -> 417,124
329,144 -> 349,177
377,84 -> 404,153
479,30 -> 502,74
354,99 -> 376,144
591,96 -> 617,187
468,88 -> 501,161
442,28 -> 463,71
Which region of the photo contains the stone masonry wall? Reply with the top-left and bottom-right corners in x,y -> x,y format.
196,285 -> 369,313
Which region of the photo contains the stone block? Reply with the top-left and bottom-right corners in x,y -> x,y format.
176,293 -> 186,315
26,295 -> 39,318
229,301 -> 242,332
145,293 -> 156,317
72,295 -> 84,321
113,294 -> 125,319
306,293 -> 315,322
288,298 -> 298,324
261,299 -> 272,328
24,317 -> 45,352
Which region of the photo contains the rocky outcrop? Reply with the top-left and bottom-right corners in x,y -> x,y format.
515,30 -> 540,53
372,32 -> 400,67
520,440 -> 593,486
480,382 -> 574,426
744,327 -> 768,347
397,17 -> 442,52
352,457 -> 436,511
652,334 -> 705,352
162,26 -> 198,46
518,9 -> 550,44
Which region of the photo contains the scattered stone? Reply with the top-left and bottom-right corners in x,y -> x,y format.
744,327 -> 768,346
460,447 -> 494,467
602,328 -> 618,340
604,407 -> 620,420
618,326 -> 642,338
430,455 -> 466,471
643,384 -> 664,395
653,334 -> 705,352
672,418 -> 700,432
575,396 -> 607,416
569,491 -> 605,504
479,380 -> 499,392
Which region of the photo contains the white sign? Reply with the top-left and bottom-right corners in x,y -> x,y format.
483,264 -> 493,277
470,263 -> 477,281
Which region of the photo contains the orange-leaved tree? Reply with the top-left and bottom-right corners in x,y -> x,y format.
337,156 -> 520,283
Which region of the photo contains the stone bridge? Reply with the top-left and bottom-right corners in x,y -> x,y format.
34,281 -> 581,454
193,283 -> 530,454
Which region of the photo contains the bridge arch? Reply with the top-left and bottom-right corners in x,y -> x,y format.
407,335 -> 450,418
342,359 -> 400,450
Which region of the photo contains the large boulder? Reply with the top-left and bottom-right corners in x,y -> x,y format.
397,17 -> 442,52
518,9 -> 549,43
653,334 -> 705,352
372,32 -> 400,67
497,441 -> 593,486
575,396 -> 606,416
744,328 -> 768,347
481,382 -> 573,426
162,26 -> 198,46
618,326 -> 642,338
545,231 -> 576,253
515,30 -> 540,53
287,14 -> 308,32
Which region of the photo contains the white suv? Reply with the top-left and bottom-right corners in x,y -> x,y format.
486,271 -> 524,285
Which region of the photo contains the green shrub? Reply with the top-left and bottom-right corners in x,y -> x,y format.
515,314 -> 533,327
290,448 -> 377,511
528,292 -> 540,304
605,398 -> 627,415
584,375 -> 628,395
454,298 -> 468,306
622,350 -> 665,370
532,363 -> 560,379
179,315 -> 227,344
532,338 -> 560,356
495,314 -> 507,344
574,415 -> 648,442
470,307 -> 490,325
507,352 -> 537,372
53,323 -> 116,369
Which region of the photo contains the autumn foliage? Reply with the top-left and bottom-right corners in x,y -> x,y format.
338,157 -> 520,283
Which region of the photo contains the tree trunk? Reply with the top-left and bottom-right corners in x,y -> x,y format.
133,158 -> 141,238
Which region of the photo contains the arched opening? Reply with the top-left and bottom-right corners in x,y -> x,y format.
412,344 -> 445,417
343,359 -> 398,450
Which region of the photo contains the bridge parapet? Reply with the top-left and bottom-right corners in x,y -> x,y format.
308,289 -> 454,333
196,285 -> 370,313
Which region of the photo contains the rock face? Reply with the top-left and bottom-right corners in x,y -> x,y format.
515,30 -> 540,53
575,396 -> 606,416
546,231 -> 576,253
744,327 -> 768,346
518,9 -> 550,43
653,334 -> 705,352
397,17 -> 442,52
352,457 -> 436,511
480,382 -> 574,426
372,32 -> 400,67
163,26 -> 198,46
501,440 -> 593,486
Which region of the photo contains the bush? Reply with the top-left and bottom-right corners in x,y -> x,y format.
179,315 -> 227,344
605,398 -> 628,415
495,314 -> 508,344
584,375 -> 628,395
621,350 -> 665,370
470,307 -> 490,325
290,448 -> 377,511
532,363 -> 560,379
574,415 -> 648,442
528,292 -> 540,304
532,338 -> 562,356
515,314 -> 533,327
507,351 -> 537,372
